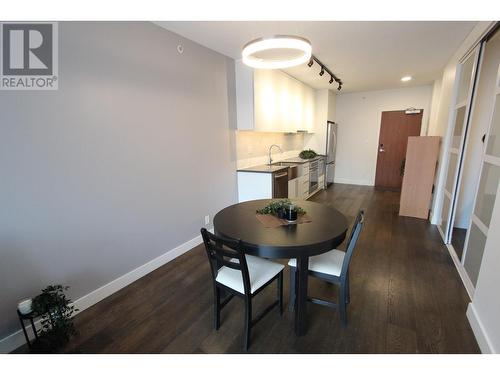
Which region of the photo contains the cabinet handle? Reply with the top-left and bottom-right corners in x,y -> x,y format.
274,172 -> 288,178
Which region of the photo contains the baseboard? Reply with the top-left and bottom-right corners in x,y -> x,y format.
466,303 -> 495,353
0,228 -> 211,354
333,177 -> 374,186
446,243 -> 475,299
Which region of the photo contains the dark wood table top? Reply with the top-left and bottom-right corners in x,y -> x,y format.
213,199 -> 348,259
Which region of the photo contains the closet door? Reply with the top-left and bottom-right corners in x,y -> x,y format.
439,46 -> 481,243
462,60 -> 500,287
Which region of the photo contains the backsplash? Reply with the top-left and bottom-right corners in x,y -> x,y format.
236,131 -> 305,168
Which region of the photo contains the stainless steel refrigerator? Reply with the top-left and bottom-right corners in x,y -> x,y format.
324,121 -> 337,188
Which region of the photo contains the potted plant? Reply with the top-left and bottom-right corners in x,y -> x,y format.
31,285 -> 78,353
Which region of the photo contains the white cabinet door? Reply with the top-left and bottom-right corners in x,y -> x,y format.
236,60 -> 315,132
300,175 -> 310,199
253,69 -> 284,132
318,174 -> 325,190
237,172 -> 272,202
288,178 -> 298,199
235,60 -> 255,131
297,84 -> 315,132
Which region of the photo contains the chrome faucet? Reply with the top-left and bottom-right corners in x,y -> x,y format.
268,144 -> 283,165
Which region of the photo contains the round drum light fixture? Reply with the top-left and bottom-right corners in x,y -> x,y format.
242,35 -> 312,69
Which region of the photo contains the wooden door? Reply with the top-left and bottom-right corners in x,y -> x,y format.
375,110 -> 423,189
399,136 -> 440,219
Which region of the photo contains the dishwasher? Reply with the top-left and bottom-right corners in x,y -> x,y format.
272,170 -> 289,198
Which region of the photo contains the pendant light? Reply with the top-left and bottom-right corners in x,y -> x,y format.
241,35 -> 312,69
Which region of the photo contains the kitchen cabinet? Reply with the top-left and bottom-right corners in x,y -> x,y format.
235,60 -> 315,133
237,168 -> 289,202
237,171 -> 273,202
288,178 -> 298,199
300,174 -> 310,199
318,174 -> 325,190
237,157 -> 326,202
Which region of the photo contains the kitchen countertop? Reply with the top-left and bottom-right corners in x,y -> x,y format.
237,155 -> 325,173
237,164 -> 289,173
283,155 -> 325,164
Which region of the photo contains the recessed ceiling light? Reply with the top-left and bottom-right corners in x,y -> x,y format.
242,35 -> 312,69
401,76 -> 412,82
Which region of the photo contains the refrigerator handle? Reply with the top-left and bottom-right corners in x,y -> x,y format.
332,127 -> 337,157
325,121 -> 337,160
325,121 -> 333,157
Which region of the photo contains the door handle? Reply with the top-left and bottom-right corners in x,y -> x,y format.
379,143 -> 385,152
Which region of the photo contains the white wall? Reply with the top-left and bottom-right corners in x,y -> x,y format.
0,22 -> 238,349
428,78 -> 443,136
335,85 -> 433,186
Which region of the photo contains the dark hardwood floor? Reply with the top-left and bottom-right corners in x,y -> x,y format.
19,184 -> 480,353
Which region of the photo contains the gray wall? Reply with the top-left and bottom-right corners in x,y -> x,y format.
0,22 -> 238,340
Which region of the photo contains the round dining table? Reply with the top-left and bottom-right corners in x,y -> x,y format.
213,199 -> 348,336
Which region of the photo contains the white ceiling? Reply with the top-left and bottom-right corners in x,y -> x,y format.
155,21 -> 476,93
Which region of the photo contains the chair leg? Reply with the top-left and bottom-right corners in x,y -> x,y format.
339,283 -> 348,325
289,266 -> 296,312
214,285 -> 221,330
278,271 -> 283,315
244,297 -> 252,351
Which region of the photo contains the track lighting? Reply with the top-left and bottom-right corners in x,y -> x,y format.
306,54 -> 343,90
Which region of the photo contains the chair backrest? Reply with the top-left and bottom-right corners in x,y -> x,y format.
340,209 -> 365,277
200,228 -> 251,295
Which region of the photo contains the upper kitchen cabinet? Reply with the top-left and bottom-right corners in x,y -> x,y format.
235,60 -> 315,133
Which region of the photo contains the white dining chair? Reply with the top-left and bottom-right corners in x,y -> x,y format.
288,210 -> 364,324
200,228 -> 284,350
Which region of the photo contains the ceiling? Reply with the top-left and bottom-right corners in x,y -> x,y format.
155,21 -> 476,93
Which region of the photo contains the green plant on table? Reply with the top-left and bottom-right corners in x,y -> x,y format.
256,199 -> 306,215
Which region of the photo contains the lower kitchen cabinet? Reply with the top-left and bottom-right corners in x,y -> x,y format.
318,174 -> 325,190
300,175 -> 310,199
288,178 -> 298,199
237,172 -> 273,202
237,157 -> 326,202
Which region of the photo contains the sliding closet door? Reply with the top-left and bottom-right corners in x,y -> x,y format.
440,46 -> 481,243
463,37 -> 500,287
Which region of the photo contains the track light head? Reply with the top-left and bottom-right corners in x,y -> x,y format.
329,76 -> 333,84
307,59 -> 313,67
319,67 -> 324,76
337,84 -> 342,91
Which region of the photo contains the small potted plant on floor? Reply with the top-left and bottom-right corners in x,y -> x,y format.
31,285 -> 78,353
